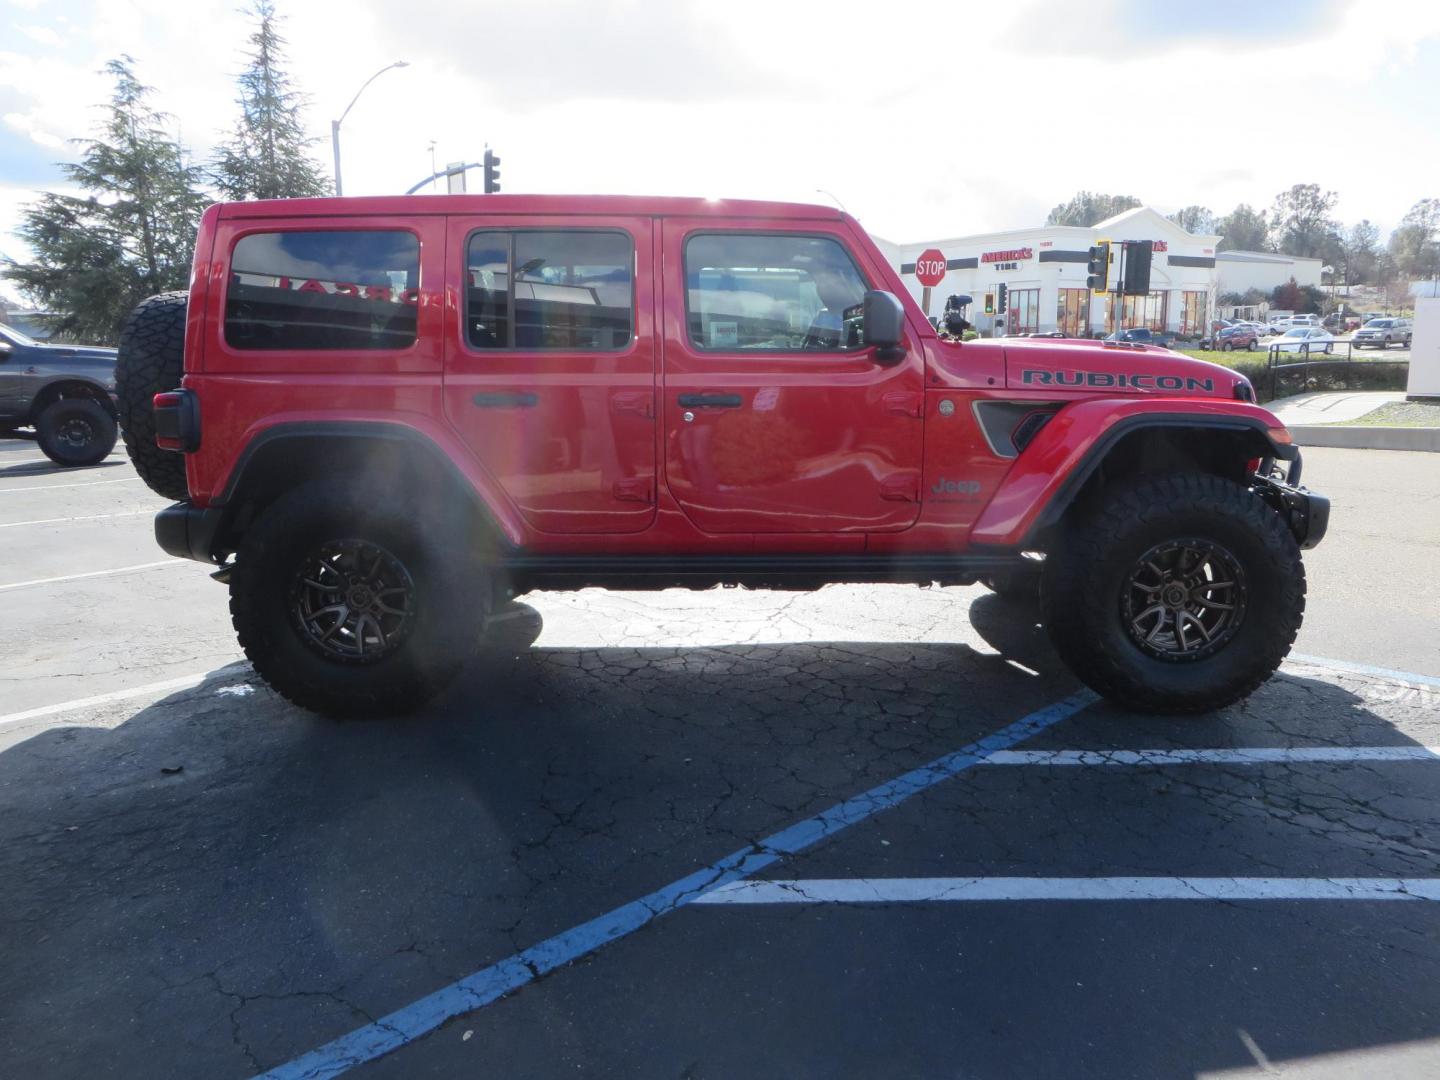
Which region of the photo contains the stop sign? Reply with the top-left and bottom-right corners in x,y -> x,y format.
915,248 -> 947,288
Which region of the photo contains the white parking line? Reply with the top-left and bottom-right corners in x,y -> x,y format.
693,877 -> 1440,904
0,477 -> 141,493
0,559 -> 184,592
0,672 -> 213,731
0,509 -> 152,529
985,747 -> 1440,766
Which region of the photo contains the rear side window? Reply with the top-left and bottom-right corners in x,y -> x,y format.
465,230 -> 633,351
226,230 -> 420,351
684,233 -> 869,352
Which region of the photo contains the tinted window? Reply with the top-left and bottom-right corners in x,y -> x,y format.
465,231 -> 632,350
684,234 -> 869,352
226,231 -> 419,351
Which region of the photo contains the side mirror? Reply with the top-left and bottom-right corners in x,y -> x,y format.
863,290 -> 906,365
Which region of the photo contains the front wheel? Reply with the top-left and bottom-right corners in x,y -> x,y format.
229,483 -> 490,716
1042,473 -> 1305,713
36,397 -> 118,466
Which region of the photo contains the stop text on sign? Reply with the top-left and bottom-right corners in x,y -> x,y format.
915,248 -> 948,287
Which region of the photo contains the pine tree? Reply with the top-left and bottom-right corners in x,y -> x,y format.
2,57 -> 208,344
213,1 -> 330,201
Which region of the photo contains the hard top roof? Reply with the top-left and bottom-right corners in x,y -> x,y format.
217,193 -> 848,221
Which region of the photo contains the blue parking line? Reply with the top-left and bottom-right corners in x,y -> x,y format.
1288,652 -> 1440,689
257,690 -> 1098,1080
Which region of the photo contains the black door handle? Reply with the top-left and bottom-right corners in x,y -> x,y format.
473,391 -> 538,408
676,393 -> 742,408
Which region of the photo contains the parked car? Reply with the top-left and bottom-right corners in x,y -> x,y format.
1353,318 -> 1412,349
0,321 -> 120,465
1269,327 -> 1335,354
1287,314 -> 1321,328
1103,327 -> 1180,349
113,194 -> 1327,717
1215,324 -> 1260,351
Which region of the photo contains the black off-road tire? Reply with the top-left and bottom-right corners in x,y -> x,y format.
36,397 -> 118,466
230,483 -> 491,716
116,291 -> 189,501
981,571 -> 1040,603
1042,472 -> 1305,714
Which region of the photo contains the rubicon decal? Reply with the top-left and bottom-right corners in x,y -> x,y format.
1021,369 -> 1214,392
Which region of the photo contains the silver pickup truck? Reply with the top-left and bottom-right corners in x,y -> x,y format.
0,322 -> 119,466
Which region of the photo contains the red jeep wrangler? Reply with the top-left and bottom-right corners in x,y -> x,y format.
115,195 -> 1327,716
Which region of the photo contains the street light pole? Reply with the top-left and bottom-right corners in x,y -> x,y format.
330,60 -> 409,196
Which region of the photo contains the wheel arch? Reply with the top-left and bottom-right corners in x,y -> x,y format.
206,422 -> 516,561
1026,417 -> 1293,546
29,378 -> 118,423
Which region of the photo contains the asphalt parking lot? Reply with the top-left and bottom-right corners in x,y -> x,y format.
2,438 -> 1440,1079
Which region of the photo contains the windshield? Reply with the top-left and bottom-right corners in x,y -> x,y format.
1281,329 -> 1308,338
0,321 -> 39,347
1366,319 -> 1393,328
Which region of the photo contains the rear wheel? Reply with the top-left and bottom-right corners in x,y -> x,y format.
229,483 -> 490,716
36,397 -> 117,466
1042,472 -> 1304,713
116,291 -> 189,501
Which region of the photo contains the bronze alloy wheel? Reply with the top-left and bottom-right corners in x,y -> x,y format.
289,539 -> 417,663
1120,539 -> 1248,662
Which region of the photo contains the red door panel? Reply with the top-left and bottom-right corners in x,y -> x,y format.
442,216 -> 657,534
658,219 -> 925,534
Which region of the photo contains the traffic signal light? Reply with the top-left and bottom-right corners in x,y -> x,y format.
483,148 -> 501,194
1086,241 -> 1111,292
996,283 -> 1008,315
1122,240 -> 1153,295
984,292 -> 994,314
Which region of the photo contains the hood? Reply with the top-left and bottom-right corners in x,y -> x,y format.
996,337 -> 1246,399
29,342 -> 118,361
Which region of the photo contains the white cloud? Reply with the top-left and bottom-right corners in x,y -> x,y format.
4,111 -> 65,147
0,0 -> 1437,269
17,23 -> 63,45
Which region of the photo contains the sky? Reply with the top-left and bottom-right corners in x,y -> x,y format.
2,0 -> 1439,305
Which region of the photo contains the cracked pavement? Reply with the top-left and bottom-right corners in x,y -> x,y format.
1,441 -> 1439,1079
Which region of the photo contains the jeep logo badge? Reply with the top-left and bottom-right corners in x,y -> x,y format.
931,477 -> 981,497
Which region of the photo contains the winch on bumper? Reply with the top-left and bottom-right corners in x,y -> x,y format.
1253,452 -> 1329,550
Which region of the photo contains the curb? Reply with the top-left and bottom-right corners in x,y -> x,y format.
1290,426 -> 1440,452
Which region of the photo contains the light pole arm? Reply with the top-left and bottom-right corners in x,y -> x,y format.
330,61 -> 407,198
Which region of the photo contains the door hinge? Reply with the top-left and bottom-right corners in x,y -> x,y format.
611,391 -> 654,418
880,473 -> 920,502
882,391 -> 923,418
612,478 -> 654,503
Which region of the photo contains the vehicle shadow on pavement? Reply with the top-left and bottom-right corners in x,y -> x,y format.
0,458 -> 126,478
0,599 -> 1434,1079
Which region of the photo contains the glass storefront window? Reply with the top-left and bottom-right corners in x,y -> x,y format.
1180,291 -> 1206,335
1008,288 -> 1041,334
1057,288 -> 1090,337
1119,291 -> 1168,331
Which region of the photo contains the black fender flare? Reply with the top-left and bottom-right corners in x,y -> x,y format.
1023,413 -> 1300,546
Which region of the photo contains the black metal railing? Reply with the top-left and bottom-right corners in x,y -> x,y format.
1264,340 -> 1409,401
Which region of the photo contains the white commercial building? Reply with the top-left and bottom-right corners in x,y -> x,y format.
1214,250 -> 1323,295
886,207 -> 1221,338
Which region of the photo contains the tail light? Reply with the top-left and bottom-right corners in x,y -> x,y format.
153,389 -> 200,452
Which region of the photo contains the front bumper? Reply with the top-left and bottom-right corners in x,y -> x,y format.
1253,463 -> 1329,550
155,502 -> 224,563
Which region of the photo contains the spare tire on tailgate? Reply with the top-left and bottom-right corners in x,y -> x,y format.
116,291 -> 189,501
